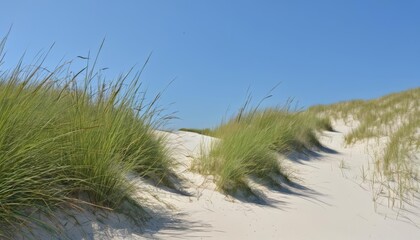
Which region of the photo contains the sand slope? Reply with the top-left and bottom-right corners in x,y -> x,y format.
143,121 -> 420,239
33,121 -> 420,239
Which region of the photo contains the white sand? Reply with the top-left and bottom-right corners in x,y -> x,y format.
31,121 -> 420,239
144,121 -> 420,239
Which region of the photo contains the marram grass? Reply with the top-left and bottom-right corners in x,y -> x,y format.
195,107 -> 331,193
0,58 -> 173,238
310,87 -> 420,203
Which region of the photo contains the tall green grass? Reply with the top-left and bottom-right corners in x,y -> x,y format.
195,106 -> 331,193
0,47 -> 173,238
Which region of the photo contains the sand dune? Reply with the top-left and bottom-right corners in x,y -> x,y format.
37,120 -> 420,239
144,121 -> 420,239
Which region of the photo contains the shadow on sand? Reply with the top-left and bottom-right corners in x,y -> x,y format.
16,202 -> 212,240
286,145 -> 339,164
221,145 -> 340,206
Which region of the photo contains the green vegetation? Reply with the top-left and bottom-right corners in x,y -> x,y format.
194,106 -> 332,193
310,88 -> 420,202
0,47 -> 173,238
3,33 -> 417,237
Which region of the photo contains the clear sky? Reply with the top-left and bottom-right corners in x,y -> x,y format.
1,0 -> 419,129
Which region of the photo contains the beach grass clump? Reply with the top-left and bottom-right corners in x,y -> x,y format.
196,107 -> 328,193
0,53 -> 173,237
61,76 -> 173,204
310,87 -> 420,202
379,115 -> 420,201
0,77 -> 73,237
312,115 -> 334,132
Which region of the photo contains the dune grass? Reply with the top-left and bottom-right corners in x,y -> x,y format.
0,49 -> 173,238
309,88 -> 420,203
195,106 -> 331,193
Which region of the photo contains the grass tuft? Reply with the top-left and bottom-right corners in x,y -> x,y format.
0,42 -> 174,238
195,106 -> 328,193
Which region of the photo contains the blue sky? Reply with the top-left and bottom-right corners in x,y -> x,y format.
1,0 -> 419,129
